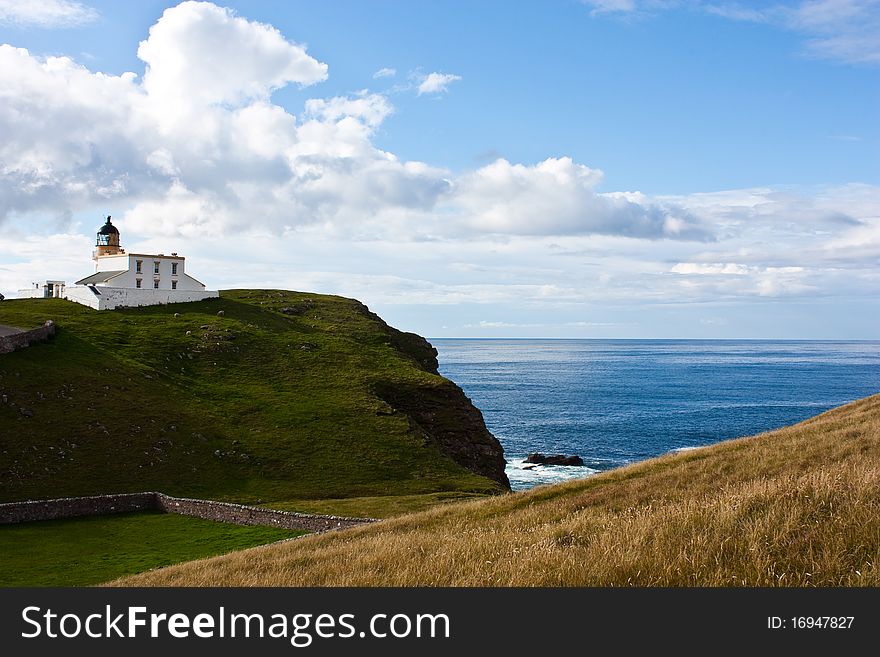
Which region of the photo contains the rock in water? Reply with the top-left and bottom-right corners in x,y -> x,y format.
525,453 -> 585,467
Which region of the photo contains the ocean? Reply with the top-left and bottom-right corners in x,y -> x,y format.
433,340 -> 880,491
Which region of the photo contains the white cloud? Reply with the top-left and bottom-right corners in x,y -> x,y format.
446,158 -> 710,240
586,1 -> 880,65
705,0 -> 880,65
581,0 -> 638,13
304,91 -> 393,128
0,231 -> 91,294
703,3 -> 771,22
372,67 -> 396,78
0,0 -> 96,28
784,0 -> 880,64
463,320 -> 620,329
417,71 -> 462,95
581,0 -> 680,15
138,1 -> 327,108
670,262 -> 813,298
0,44 -> 147,220
671,262 -> 751,275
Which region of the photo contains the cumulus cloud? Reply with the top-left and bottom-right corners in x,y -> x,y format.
372,67 -> 396,78
138,1 -> 327,108
0,1 -> 715,245
0,0 -> 96,27
446,158 -> 710,240
417,71 -> 462,95
304,91 -> 393,128
0,44 -> 147,220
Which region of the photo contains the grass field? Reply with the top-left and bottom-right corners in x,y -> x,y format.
0,291 -> 503,515
0,512 -> 303,586
114,394 -> 880,587
265,491 -> 489,519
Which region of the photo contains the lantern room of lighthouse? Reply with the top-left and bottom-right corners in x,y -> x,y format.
94,215 -> 124,257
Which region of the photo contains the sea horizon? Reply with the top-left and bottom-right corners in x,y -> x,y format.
430,337 -> 880,342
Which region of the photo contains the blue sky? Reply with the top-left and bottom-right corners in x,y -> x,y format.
0,0 -> 878,338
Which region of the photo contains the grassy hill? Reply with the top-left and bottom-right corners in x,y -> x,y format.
0,291 -> 507,514
114,394 -> 880,587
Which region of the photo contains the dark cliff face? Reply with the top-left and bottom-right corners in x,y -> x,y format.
374,380 -> 510,489
355,302 -> 510,490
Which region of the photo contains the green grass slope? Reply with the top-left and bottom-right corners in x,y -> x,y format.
114,394 -> 880,587
0,291 -> 504,512
0,511 -> 302,586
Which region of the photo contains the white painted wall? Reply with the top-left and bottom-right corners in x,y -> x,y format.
94,254 -> 130,273
65,286 -> 218,310
18,286 -> 45,299
91,253 -> 205,291
64,285 -> 101,310
17,281 -> 66,299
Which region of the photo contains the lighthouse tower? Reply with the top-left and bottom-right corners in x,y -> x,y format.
58,215 -> 218,310
94,216 -> 124,258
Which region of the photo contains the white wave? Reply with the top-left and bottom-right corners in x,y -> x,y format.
506,458 -> 598,492
668,445 -> 709,453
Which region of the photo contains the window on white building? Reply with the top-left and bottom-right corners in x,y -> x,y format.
171,262 -> 178,275
154,280 -> 160,289
136,279 -> 142,289
172,280 -> 177,290
154,261 -> 160,275
136,260 -> 142,274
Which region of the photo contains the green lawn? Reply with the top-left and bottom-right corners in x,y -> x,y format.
0,512 -> 303,586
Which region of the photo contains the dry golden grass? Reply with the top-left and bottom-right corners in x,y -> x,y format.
112,395 -> 880,587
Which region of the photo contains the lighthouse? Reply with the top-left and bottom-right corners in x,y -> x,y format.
58,216 -> 219,310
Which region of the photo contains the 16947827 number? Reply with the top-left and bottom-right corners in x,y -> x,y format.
792,616 -> 854,629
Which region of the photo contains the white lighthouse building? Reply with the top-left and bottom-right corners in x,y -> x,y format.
62,216 -> 218,310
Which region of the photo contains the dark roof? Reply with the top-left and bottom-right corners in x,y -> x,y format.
75,270 -> 126,285
98,216 -> 119,235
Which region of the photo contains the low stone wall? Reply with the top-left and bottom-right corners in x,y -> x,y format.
153,494 -> 372,532
0,320 -> 55,355
0,492 -> 155,523
0,492 -> 375,533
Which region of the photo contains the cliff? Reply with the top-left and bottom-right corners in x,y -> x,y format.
0,290 -> 509,511
353,301 -> 508,486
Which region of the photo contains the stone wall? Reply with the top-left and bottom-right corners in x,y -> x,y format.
153,494 -> 372,532
0,320 -> 56,355
0,492 -> 155,523
0,492 -> 375,533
